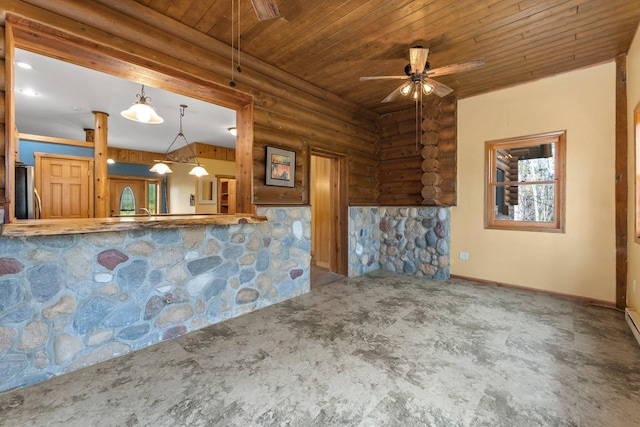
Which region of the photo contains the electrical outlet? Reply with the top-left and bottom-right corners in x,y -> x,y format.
459,251 -> 469,261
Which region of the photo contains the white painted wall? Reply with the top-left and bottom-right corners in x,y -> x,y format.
452,62 -> 617,303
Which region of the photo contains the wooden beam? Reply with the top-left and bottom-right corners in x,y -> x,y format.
615,54 -> 628,310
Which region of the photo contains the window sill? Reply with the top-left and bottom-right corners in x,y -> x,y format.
1,214 -> 267,237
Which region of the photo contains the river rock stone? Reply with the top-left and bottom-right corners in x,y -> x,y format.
0,327 -> 17,353
54,334 -> 82,364
63,246 -> 92,279
152,229 -> 180,244
236,288 -> 259,304
204,279 -> 227,301
144,295 -> 166,320
434,221 -> 447,238
18,320 -> 48,350
240,269 -> 256,284
182,227 -> 205,249
0,258 -> 24,276
27,249 -> 58,262
154,305 -> 194,328
118,324 -> 150,341
103,302 -> 141,327
0,354 -> 28,384
74,297 -> 117,334
43,295 -> 77,319
117,260 -> 148,292
0,305 -> 32,324
0,279 -> 24,311
87,329 -> 114,346
97,249 -> 129,271
152,247 -> 184,269
162,325 -> 187,341
27,264 -> 62,303
125,240 -> 155,257
187,256 -> 222,276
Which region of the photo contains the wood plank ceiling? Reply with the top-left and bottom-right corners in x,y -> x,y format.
135,0 -> 640,115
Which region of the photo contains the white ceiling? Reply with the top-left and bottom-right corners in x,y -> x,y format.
14,48 -> 237,153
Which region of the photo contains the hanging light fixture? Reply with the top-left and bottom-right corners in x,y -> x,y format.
120,84 -> 164,124
150,105 -> 208,177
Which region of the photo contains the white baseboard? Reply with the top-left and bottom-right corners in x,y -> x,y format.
625,308 -> 640,347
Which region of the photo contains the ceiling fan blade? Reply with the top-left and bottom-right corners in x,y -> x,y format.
251,0 -> 280,21
409,47 -> 429,74
424,77 -> 454,97
427,58 -> 485,77
360,76 -> 409,81
382,84 -> 409,103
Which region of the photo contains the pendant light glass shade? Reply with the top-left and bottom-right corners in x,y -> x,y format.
149,162 -> 172,174
189,165 -> 209,177
121,85 -> 164,124
150,105 -> 208,177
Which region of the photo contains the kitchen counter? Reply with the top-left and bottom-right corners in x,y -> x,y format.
1,214 -> 267,237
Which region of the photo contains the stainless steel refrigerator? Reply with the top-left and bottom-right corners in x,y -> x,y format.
15,165 -> 41,219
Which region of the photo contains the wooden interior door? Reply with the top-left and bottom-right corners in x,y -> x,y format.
108,178 -> 147,217
311,155 -> 332,269
35,153 -> 94,219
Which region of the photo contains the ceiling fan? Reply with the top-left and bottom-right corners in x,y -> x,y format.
250,0 -> 280,20
360,46 -> 485,102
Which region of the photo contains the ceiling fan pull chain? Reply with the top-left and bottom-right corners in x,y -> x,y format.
237,0 -> 242,73
230,0 -> 236,87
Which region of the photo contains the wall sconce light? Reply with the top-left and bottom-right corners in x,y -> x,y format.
120,84 -> 164,124
228,127 -> 237,136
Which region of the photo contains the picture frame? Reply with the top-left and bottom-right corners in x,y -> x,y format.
265,146 -> 296,187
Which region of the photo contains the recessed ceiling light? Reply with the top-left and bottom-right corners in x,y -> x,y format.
71,106 -> 83,111
19,88 -> 39,96
16,61 -> 32,70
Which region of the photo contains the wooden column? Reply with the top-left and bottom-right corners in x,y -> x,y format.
615,55 -> 628,310
92,112 -> 108,218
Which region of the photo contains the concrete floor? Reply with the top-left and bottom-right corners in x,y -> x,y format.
1,270 -> 639,426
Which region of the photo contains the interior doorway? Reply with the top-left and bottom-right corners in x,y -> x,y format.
310,152 -> 347,286
108,176 -> 162,217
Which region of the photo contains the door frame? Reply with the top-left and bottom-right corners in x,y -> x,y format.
310,149 -> 348,276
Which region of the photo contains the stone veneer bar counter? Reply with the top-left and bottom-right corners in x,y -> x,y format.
0,207 -> 311,392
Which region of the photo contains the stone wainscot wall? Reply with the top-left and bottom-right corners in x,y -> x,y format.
0,207 -> 310,392
349,206 -> 450,280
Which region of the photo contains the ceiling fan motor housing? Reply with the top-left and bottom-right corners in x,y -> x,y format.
404,61 -> 430,76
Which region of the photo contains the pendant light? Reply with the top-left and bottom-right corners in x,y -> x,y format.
150,105 -> 208,177
121,84 -> 164,124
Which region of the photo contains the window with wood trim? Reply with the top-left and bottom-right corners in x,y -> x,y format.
485,131 -> 566,232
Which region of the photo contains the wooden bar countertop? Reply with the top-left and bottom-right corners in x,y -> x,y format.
1,214 -> 268,237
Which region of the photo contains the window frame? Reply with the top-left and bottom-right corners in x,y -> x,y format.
485,130 -> 566,232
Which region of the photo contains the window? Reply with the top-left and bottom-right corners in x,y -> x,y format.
485,131 -> 566,232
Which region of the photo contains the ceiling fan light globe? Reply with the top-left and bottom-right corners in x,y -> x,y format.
400,83 -> 412,96
150,162 -> 172,174
422,82 -> 434,95
189,165 -> 209,177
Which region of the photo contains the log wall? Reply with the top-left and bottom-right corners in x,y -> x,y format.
377,98 -> 457,206
0,0 -> 379,210
0,25 -> 6,210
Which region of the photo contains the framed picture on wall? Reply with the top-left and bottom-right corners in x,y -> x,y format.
265,146 -> 296,187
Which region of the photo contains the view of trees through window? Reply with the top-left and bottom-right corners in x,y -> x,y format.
512,152 -> 555,222
486,130 -> 565,232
